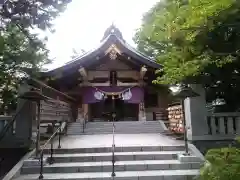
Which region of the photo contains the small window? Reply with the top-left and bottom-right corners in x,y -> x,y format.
110,71 -> 117,85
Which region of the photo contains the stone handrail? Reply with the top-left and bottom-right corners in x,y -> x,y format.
207,112 -> 240,137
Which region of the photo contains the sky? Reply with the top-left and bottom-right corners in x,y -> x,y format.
44,0 -> 159,70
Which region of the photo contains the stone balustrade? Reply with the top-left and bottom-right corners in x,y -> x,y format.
0,116 -> 14,136
207,112 -> 240,139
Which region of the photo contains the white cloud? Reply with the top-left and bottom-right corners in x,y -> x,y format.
44,0 -> 159,70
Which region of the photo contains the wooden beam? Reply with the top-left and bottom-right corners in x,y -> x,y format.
140,66 -> 147,79
79,81 -> 142,87
29,78 -> 76,102
78,67 -> 87,78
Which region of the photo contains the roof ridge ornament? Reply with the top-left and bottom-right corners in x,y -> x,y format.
101,24 -> 125,42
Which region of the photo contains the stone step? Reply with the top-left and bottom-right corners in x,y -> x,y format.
86,123 -> 162,126
67,128 -> 163,133
69,131 -> 163,134
43,151 -> 183,162
67,131 -> 164,135
14,169 -> 200,180
21,160 -> 201,174
67,128 -> 163,132
69,121 -> 162,126
67,121 -> 165,135
85,129 -> 163,131
68,125 -> 163,130
81,127 -> 161,129
80,129 -> 163,132
86,121 -> 161,124
43,146 -> 185,154
68,126 -> 163,129
85,125 -> 162,127
68,129 -> 161,132
86,125 -> 162,127
67,132 -> 164,135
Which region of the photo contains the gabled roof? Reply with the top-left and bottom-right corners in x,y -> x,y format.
46,25 -> 162,76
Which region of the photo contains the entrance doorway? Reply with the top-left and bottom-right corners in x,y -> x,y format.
89,96 -> 138,121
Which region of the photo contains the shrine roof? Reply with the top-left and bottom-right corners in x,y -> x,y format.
45,25 -> 162,76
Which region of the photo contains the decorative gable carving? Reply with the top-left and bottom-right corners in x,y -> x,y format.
105,44 -> 121,60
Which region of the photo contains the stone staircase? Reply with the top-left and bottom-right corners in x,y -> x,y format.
67,121 -> 165,135
14,145 -> 202,180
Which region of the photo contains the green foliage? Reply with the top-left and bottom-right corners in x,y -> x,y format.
135,0 -> 240,108
0,23 -> 50,114
199,145 -> 240,180
236,137 -> 240,143
1,0 -> 72,31
0,0 -> 72,114
135,0 -> 238,83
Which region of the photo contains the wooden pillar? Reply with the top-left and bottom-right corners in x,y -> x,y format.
138,67 -> 147,121
76,108 -> 83,122
138,102 -> 146,121
83,104 -> 89,121
138,86 -> 146,121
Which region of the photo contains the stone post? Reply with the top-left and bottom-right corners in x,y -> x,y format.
15,83 -> 36,148
184,84 -> 208,141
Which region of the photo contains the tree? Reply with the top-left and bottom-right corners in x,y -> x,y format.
0,0 -> 72,114
135,0 -> 240,109
0,23 -> 50,114
0,0 -> 71,30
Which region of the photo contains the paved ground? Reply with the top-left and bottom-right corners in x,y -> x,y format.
48,134 -> 184,149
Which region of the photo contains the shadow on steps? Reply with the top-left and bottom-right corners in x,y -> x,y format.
0,148 -> 29,179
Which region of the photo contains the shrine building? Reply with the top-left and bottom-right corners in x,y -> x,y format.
39,25 -> 169,122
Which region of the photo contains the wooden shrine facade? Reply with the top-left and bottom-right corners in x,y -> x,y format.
39,25 -> 169,122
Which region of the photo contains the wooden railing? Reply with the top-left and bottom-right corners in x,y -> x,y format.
0,78 -> 75,146
207,113 -> 240,136
29,78 -> 75,102
37,99 -> 71,142
40,99 -> 72,123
